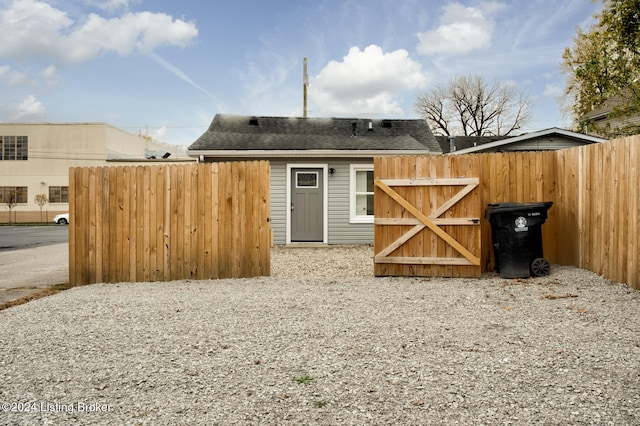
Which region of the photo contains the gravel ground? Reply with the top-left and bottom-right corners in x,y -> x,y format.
1,246 -> 639,425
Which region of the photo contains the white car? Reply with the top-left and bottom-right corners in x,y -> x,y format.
53,213 -> 69,225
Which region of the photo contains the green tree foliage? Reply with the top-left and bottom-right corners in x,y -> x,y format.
563,0 -> 640,136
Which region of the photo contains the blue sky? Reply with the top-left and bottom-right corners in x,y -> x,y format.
0,0 -> 602,146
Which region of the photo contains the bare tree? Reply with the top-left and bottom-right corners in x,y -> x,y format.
414,75 -> 532,136
414,85 -> 454,136
34,193 -> 49,223
5,190 -> 18,224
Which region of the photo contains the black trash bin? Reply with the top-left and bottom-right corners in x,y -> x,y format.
485,202 -> 553,279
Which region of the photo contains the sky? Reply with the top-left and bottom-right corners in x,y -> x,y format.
0,0 -> 603,147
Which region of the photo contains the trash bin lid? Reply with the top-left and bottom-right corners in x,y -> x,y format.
485,201 -> 553,216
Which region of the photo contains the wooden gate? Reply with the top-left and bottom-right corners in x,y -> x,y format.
374,155 -> 481,277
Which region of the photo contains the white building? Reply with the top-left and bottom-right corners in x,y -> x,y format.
0,123 -> 192,223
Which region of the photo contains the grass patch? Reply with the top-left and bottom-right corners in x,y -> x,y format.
293,375 -> 315,385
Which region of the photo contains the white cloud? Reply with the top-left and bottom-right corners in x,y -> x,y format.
416,2 -> 504,55
0,64 -> 60,89
309,45 -> 429,116
0,66 -> 30,86
543,83 -> 563,99
239,56 -> 298,116
40,65 -> 60,88
0,0 -> 198,64
84,0 -> 135,12
153,125 -> 166,139
0,0 -> 74,62
11,94 -> 46,121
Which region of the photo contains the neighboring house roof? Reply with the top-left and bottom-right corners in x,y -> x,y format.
188,114 -> 442,158
435,135 -> 511,153
450,128 -> 606,154
580,96 -> 640,137
582,97 -> 627,122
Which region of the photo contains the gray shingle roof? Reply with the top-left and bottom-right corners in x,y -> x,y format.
188,114 -> 442,153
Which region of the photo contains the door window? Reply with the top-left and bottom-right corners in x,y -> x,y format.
296,171 -> 318,188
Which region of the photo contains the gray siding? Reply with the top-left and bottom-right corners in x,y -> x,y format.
500,137 -> 593,151
268,158 -> 374,245
269,161 -> 287,245
327,160 -> 374,244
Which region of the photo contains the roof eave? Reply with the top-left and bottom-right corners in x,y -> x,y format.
187,149 -> 437,158
450,128 -> 607,155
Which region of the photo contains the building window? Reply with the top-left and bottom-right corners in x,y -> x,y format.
49,186 -> 69,203
350,164 -> 374,223
0,187 -> 28,204
0,136 -> 28,160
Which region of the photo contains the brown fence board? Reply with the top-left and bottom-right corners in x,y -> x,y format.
209,163 -> 219,278
108,167 -> 117,282
148,166 -> 158,282
69,161 -> 271,285
162,166 -> 171,281
615,141 -> 629,284
219,162 -> 232,278
186,165 -> 195,278
627,140 -> 639,286
87,167 -> 96,284
235,162 -> 245,276
581,148 -> 593,272
259,160 -> 271,274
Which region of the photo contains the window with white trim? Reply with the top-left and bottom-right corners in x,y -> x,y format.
350,164 -> 374,223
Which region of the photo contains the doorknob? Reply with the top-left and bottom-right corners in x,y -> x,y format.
291,203 -> 295,211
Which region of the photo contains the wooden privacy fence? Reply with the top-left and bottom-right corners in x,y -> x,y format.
556,137 -> 639,289
475,139 -> 639,289
375,137 -> 640,290
68,161 -> 271,286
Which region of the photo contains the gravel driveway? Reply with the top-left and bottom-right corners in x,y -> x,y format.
1,246 -> 639,425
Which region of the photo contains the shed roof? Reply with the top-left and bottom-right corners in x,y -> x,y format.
451,127 -> 606,154
188,114 -> 442,154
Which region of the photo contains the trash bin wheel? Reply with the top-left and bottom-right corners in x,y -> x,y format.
531,258 -> 551,277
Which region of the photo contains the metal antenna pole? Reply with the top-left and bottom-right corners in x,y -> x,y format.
303,58 -> 308,118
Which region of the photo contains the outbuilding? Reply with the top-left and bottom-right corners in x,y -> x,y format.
188,114 -> 442,245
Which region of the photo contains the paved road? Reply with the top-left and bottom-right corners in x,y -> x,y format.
0,226 -> 69,305
0,225 -> 69,251
0,242 -> 68,306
